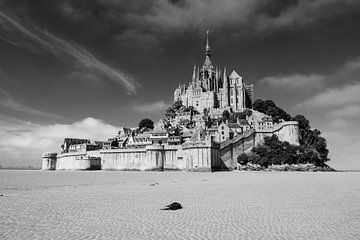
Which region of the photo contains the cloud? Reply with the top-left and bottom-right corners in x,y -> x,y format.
259,73 -> 325,88
327,105 -> 360,118
0,8 -> 138,93
132,100 -> 168,114
299,83 -> 360,108
0,116 -> 119,167
0,85 -> 61,118
14,0 -> 358,49
132,0 -> 360,34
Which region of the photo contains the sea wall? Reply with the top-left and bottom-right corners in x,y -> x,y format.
219,121 -> 300,170
41,153 -> 57,170
220,129 -> 255,170
255,121 -> 299,146
182,140 -> 220,171
164,145 -> 185,170
100,145 -> 167,171
56,152 -> 101,170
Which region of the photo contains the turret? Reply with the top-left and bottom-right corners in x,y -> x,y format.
192,64 -> 196,83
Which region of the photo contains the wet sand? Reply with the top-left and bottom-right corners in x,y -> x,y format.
0,170 -> 359,239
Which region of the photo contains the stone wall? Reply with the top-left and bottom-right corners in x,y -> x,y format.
164,145 -> 184,170
254,121 -> 299,146
56,152 -> 101,170
220,129 -> 255,170
41,153 -> 57,170
182,140 -> 220,171
219,121 -> 299,170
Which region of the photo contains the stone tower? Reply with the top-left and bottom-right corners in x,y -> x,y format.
222,68 -> 229,107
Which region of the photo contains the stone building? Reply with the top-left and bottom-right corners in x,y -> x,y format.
173,31 -> 254,113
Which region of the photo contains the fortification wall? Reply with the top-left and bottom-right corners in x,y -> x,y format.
164,145 -> 184,170
219,121 -> 299,169
182,141 -> 220,171
100,145 -> 166,171
41,153 -> 57,170
255,121 -> 299,146
220,130 -> 255,170
56,151 -> 101,170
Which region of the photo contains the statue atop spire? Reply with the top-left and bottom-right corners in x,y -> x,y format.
203,30 -> 212,67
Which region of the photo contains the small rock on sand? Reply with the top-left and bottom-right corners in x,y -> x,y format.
161,202 -> 182,210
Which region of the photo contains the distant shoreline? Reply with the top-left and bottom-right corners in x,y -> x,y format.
0,167 -> 40,170
1,168 -> 359,172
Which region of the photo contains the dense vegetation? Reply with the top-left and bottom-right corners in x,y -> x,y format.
253,99 -> 291,123
138,118 -> 154,130
238,99 -> 330,167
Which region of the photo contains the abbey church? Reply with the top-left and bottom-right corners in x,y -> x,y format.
174,31 -> 254,113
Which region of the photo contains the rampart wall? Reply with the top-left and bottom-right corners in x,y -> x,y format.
56,151 -> 101,170
219,121 -> 299,170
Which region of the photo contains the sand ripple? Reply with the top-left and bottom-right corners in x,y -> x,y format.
0,171 -> 359,239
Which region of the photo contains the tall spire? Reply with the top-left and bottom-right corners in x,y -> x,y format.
205,30 -> 210,56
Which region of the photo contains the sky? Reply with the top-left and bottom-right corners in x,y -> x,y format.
0,0 -> 360,170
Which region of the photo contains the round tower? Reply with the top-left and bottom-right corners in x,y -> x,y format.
42,153 -> 57,170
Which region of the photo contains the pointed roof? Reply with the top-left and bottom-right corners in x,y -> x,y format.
229,70 -> 241,79
203,30 -> 212,67
206,30 -> 210,53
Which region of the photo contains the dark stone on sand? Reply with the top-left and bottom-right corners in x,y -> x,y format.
161,202 -> 182,210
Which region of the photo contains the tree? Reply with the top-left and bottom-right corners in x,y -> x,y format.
222,110 -> 230,122
253,99 -> 291,121
165,107 -> 176,119
172,100 -> 183,110
111,139 -> 119,148
237,153 -> 249,165
139,118 -> 154,130
291,115 -> 329,164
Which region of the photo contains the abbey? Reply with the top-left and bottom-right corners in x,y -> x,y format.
174,31 -> 254,113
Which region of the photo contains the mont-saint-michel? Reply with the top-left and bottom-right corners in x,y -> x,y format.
41,32 -> 328,172
2,2 -> 360,240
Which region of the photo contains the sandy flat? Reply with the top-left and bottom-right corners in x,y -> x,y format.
0,170 -> 359,240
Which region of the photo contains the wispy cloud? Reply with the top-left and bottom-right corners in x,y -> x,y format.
30,0 -> 360,49
261,56 -> 360,93
132,100 -> 169,114
259,73 -> 325,89
0,9 -> 138,93
0,85 -> 61,118
300,83 -> 360,109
